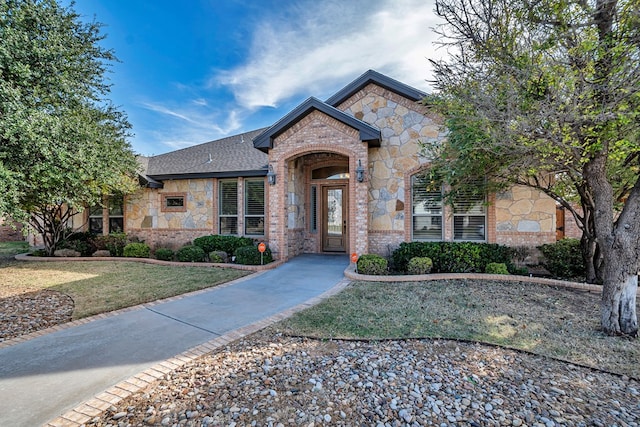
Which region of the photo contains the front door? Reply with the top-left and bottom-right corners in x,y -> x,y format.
322,185 -> 347,252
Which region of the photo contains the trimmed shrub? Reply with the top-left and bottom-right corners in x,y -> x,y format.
392,241 -> 515,274
176,245 -> 206,262
154,248 -> 174,261
123,242 -> 150,258
92,232 -> 129,256
194,235 -> 253,256
538,238 -> 585,279
234,245 -> 273,265
357,254 -> 388,275
407,257 -> 433,275
209,250 -> 228,263
59,231 -> 97,256
485,262 -> 509,275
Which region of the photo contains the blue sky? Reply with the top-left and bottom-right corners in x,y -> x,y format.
70,0 -> 441,156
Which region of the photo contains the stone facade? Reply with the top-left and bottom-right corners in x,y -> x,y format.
495,185 -> 557,247
336,84 -> 445,254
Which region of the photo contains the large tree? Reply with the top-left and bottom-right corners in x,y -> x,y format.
0,0 -> 139,254
426,0 -> 640,336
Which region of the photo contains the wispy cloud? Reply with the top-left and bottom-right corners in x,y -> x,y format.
137,101 -> 242,153
135,0 -> 442,155
215,0 -> 440,109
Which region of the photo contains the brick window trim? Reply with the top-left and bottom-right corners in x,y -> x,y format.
160,192 -> 187,212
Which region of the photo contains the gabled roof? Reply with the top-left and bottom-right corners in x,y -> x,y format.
145,128 -> 269,181
253,97 -> 381,152
325,69 -> 427,107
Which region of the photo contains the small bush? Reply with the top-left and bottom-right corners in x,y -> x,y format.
485,262 -> 509,275
357,254 -> 388,275
538,238 -> 585,279
123,242 -> 150,258
234,245 -> 273,265
59,231 -> 97,256
93,232 -> 129,256
31,249 -> 48,257
193,235 -> 253,257
154,248 -> 174,261
209,250 -> 228,263
407,257 -> 433,275
176,245 -> 206,262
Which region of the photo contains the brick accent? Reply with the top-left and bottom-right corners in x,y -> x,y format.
267,110 -> 369,260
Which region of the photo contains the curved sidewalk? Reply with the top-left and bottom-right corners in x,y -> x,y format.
0,254 -> 350,427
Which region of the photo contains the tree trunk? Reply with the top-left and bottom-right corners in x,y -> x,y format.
601,272 -> 638,337
580,234 -> 599,284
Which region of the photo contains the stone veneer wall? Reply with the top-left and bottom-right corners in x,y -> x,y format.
126,178 -> 214,249
337,83 -> 446,255
495,185 -> 556,247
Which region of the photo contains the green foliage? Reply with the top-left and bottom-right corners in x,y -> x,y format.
176,245 -> 206,262
392,241 -> 514,274
407,257 -> 433,275
208,250 -> 228,263
193,235 -> 253,256
154,248 -> 174,261
538,239 -> 585,279
0,0 -> 140,255
58,231 -> 97,256
123,242 -> 150,258
485,262 -> 509,275
89,232 -> 129,257
233,245 -> 273,265
209,252 -> 224,263
427,0 -> 640,289
357,254 -> 388,275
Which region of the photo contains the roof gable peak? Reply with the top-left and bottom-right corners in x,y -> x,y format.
325,69 -> 426,107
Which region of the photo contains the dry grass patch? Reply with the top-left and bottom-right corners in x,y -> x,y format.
278,279 -> 640,378
0,260 -> 250,319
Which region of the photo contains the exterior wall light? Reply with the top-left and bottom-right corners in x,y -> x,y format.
356,160 -> 365,183
267,165 -> 276,185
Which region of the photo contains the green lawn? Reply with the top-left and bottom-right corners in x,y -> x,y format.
1,259 -> 250,319
0,241 -> 29,255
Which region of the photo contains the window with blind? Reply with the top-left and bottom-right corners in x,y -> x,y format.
219,180 -> 238,235
411,175 -> 487,242
411,176 -> 443,240
244,179 -> 265,235
453,189 -> 486,241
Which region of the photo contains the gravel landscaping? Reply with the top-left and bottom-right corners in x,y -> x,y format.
87,328 -> 639,427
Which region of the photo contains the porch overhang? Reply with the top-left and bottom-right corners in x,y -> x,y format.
252,97 -> 381,153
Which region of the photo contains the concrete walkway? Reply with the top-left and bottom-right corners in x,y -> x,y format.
0,254 -> 349,427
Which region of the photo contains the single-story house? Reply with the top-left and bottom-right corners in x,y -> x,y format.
78,70 -> 565,260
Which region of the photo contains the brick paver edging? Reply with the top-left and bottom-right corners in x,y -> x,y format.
14,253 -> 284,272
344,264 -> 602,293
44,277 -> 352,427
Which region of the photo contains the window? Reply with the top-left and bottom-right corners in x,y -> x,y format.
411,176 -> 443,240
244,179 -> 265,235
411,175 -> 487,242
219,180 -> 238,235
89,196 -> 124,234
161,193 -> 186,212
310,185 -> 318,233
453,189 -> 486,241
